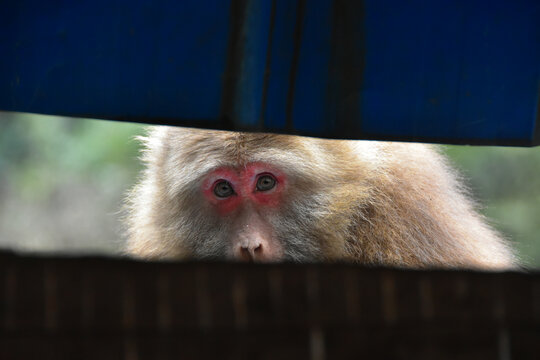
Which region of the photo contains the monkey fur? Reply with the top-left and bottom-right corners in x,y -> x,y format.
124,126 -> 516,269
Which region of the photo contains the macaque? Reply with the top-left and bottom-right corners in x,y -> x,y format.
124,126 -> 516,269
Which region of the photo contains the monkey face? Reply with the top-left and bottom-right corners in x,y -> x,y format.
177,160 -> 326,263
137,128 -> 345,263
127,127 -> 375,263
200,162 -> 286,262
125,126 -> 381,262
127,127 -> 378,262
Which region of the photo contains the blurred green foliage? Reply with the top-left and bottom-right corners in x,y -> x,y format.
444,145 -> 540,268
0,112 -> 539,266
0,113 -> 144,199
0,113 -> 145,254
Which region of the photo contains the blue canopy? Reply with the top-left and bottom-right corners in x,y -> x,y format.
1,0 -> 539,145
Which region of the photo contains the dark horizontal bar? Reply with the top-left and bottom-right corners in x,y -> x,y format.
1,251 -> 539,358
0,0 -> 539,145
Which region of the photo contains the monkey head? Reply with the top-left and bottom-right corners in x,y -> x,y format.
125,126 -> 375,263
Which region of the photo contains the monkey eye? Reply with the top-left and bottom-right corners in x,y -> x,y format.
213,180 -> 234,198
256,174 -> 276,192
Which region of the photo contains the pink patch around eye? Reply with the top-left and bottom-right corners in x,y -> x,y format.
201,169 -> 241,215
202,163 -> 287,214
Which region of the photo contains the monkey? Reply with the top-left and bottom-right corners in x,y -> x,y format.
124,126 -> 517,269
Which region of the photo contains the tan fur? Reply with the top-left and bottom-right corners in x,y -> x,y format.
124,126 -> 517,269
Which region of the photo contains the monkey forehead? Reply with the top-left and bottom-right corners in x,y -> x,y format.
149,126 -> 385,197
161,128 -> 329,170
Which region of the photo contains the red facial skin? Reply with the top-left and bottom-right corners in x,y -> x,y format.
201,162 -> 287,261
201,162 -> 287,216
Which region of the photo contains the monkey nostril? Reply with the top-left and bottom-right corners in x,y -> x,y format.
239,243 -> 263,262
239,247 -> 252,261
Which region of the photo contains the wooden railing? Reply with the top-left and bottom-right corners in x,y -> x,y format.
1,252 -> 538,359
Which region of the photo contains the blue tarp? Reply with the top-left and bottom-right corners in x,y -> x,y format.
1,0 -> 539,145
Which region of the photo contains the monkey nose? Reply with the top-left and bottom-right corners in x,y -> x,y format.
238,242 -> 263,262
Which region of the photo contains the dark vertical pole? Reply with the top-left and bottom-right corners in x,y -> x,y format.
285,0 -> 306,132
329,0 -> 366,136
220,0 -> 250,129
258,0 -> 277,129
